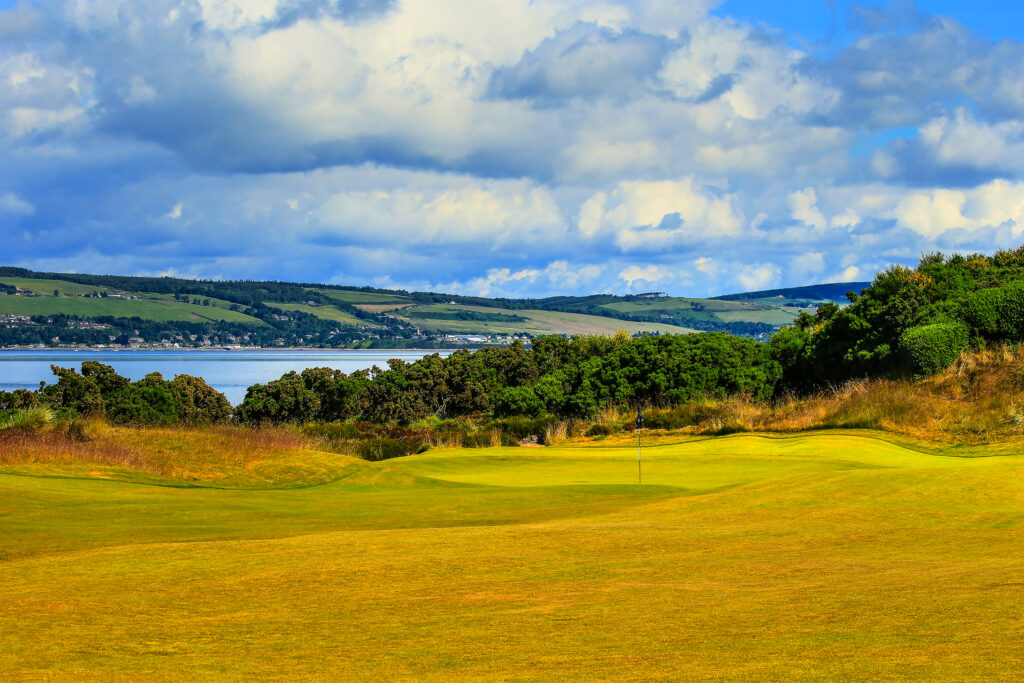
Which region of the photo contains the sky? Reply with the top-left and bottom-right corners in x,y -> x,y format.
3,1 -> 1024,297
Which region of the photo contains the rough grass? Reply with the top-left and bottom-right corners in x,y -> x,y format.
581,345 -> 1024,446
0,423 -> 350,488
1,432 -> 1023,679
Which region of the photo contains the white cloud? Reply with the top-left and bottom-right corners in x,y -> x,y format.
317,178 -> 565,246
788,188 -> 827,232
884,180 -> 1024,238
918,108 -> 1024,173
166,202 -> 183,219
736,263 -> 779,291
579,178 -> 744,251
789,252 -> 825,282
618,264 -> 674,288
0,192 -> 34,215
833,265 -> 862,282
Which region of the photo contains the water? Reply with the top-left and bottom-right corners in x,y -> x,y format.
0,349 -> 452,405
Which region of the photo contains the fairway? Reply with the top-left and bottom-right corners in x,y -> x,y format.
2,433 -> 1023,679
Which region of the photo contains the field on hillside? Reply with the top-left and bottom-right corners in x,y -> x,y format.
603,297 -> 805,326
397,303 -> 698,335
0,293 -> 261,323
268,302 -> 362,325
1,430 -> 1022,679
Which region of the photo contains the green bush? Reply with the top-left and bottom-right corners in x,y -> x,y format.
898,323 -> 969,378
957,282 -> 1024,343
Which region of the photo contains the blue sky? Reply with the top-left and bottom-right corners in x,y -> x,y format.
3,1 -> 1024,297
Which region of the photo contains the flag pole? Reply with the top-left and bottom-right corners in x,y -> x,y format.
636,407 -> 643,485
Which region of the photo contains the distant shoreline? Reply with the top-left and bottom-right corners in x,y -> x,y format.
0,346 -> 469,352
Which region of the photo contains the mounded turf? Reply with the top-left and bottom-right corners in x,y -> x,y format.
1,433 -> 1023,679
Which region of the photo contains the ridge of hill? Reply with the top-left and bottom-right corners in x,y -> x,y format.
0,266 -> 848,348
712,281 -> 870,303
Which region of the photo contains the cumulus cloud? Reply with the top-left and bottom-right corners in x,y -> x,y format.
315,178 -> 565,247
3,0 -> 1024,297
736,263 -> 780,291
579,179 -> 744,250
618,264 -> 674,289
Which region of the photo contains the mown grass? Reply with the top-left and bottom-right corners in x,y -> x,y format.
1,427 -> 1023,679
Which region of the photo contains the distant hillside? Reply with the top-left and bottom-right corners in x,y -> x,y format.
712,281 -> 870,303
0,266 -> 842,348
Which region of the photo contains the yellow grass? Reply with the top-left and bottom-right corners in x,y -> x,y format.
1,432 -> 1023,679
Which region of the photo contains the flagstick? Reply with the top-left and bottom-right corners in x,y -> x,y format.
637,425 -> 642,485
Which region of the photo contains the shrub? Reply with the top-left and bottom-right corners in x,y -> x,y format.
899,323 -> 969,379
491,386 -> 544,418
167,374 -> 232,424
958,282 -> 1024,343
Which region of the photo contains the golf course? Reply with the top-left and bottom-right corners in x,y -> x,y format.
2,431 -> 1022,679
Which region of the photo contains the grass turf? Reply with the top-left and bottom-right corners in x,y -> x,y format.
1,432 -> 1022,679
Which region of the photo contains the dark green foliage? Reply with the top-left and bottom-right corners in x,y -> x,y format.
235,372 -> 321,425
0,388 -> 40,411
41,365 -> 104,416
35,363 -> 230,425
167,374 -> 233,424
898,323 -> 969,379
771,247 -> 1024,392
107,379 -> 178,425
492,386 -> 544,418
957,282 -> 1024,344
236,334 -> 781,426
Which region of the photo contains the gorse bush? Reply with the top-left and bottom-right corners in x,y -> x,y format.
235,333 -> 781,426
899,323 -> 969,379
3,363 -> 233,426
772,246 -> 1024,392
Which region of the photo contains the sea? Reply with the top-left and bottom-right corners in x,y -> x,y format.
0,349 -> 452,406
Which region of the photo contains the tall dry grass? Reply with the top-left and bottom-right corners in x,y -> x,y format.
628,345 -> 1024,444
0,428 -> 150,470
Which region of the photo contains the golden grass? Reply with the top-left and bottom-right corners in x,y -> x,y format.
0,422 -> 357,487
0,428 -> 149,470
1,435 -> 1022,679
583,345 -> 1024,447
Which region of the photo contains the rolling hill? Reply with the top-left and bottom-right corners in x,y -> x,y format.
0,266 -> 863,348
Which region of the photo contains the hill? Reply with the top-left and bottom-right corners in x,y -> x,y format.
0,266 -> 849,348
712,281 -> 869,303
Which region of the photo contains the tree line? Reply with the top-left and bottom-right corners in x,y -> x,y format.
6,247 -> 1024,430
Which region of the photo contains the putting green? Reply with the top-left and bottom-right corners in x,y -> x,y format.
1,432 -> 1023,679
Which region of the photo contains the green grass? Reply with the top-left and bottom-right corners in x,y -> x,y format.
0,294 -> 262,323
0,276 -> 109,296
604,297 -> 808,326
268,302 -> 362,325
1,431 -> 1023,678
312,288 -> 411,305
